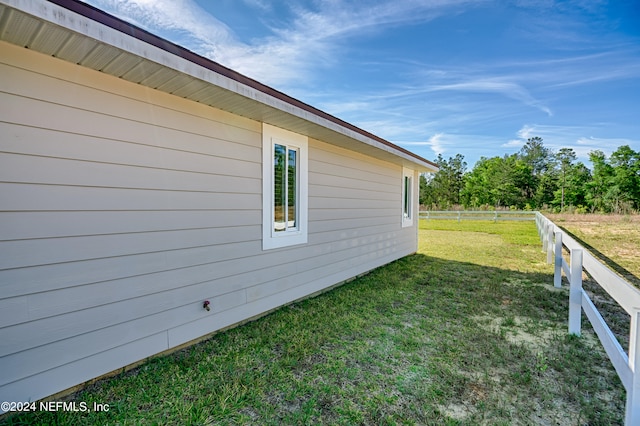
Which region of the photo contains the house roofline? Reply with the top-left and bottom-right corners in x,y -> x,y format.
3,0 -> 439,172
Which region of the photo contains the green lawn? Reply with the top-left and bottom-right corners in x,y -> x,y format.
1,220 -> 625,425
547,213 -> 640,287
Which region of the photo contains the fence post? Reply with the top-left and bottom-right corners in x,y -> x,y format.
494,211 -> 498,223
457,211 -> 461,223
542,222 -> 549,253
536,213 -> 543,241
626,309 -> 640,425
546,225 -> 554,264
568,249 -> 583,336
554,232 -> 562,288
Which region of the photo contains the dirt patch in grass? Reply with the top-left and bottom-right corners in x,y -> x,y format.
474,314 -> 564,350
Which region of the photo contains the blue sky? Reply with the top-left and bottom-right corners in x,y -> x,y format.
84,0 -> 639,168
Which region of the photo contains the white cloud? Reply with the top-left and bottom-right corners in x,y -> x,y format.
428,79 -> 552,116
574,136 -> 638,158
86,0 -> 488,87
82,0 -> 638,170
502,139 -> 524,148
511,124 -> 576,144
95,0 -> 235,43
316,101 -> 374,116
88,0 -> 245,69
517,125 -> 536,140
428,133 -> 446,156
505,125 -> 640,165
396,133 -> 447,156
241,0 -> 270,11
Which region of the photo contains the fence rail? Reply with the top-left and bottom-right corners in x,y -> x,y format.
535,212 -> 640,425
420,210 -> 536,222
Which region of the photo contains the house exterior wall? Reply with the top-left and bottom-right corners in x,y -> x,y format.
0,40 -> 418,405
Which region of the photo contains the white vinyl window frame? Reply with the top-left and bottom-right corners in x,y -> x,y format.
262,123 -> 308,250
402,167 -> 414,228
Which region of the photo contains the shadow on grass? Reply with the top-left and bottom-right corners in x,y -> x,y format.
557,225 -> 640,288
0,254 -> 627,426
554,225 -> 635,352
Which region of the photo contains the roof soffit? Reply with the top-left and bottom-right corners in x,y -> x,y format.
0,0 -> 438,172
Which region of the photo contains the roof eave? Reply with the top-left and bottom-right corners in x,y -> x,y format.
0,0 -> 438,172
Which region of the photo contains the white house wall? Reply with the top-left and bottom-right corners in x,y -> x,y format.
0,40 -> 418,405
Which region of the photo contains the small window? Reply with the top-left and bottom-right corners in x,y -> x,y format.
273,144 -> 298,232
263,124 -> 308,250
402,167 -> 414,227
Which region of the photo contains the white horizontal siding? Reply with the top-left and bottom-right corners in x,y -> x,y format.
0,225 -> 260,269
310,184 -> 397,201
311,142 -> 399,179
246,239 -> 413,302
308,159 -> 396,186
309,198 -> 396,210
166,243 -> 415,350
0,151 -> 261,193
0,183 -> 261,211
0,40 -> 418,406
0,240 -> 260,299
1,224 -> 403,330
0,210 -> 261,241
0,58 -> 260,148
0,119 -> 260,166
2,333 -> 170,408
1,289 -> 248,387
309,215 -> 400,233
308,171 -> 397,194
310,207 -> 398,222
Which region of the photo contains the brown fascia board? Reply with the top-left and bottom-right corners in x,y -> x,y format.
47,0 -> 438,171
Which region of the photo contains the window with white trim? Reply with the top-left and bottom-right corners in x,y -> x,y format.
402,167 -> 414,227
262,123 -> 308,250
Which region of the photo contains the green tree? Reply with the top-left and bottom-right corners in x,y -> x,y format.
518,137 -> 552,206
534,168 -> 558,209
586,150 -> 614,212
422,154 -> 467,208
519,137 -> 552,176
555,148 -> 577,211
419,173 -> 435,207
462,156 -> 492,207
563,162 -> 591,209
609,145 -> 640,212
422,141 -> 639,214
462,154 -> 530,209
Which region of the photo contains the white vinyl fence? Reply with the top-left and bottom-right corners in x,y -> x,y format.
420,210 -> 536,222
536,212 -> 640,425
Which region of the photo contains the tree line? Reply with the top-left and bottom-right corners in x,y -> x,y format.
420,137 -> 640,214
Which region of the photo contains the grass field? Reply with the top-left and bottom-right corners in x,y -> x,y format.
544,213 -> 639,361
1,220 -> 626,425
547,213 -> 640,287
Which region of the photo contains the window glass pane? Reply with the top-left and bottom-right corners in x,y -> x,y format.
288,149 -> 297,229
262,124 -> 308,249
274,144 -> 286,232
404,176 -> 411,218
